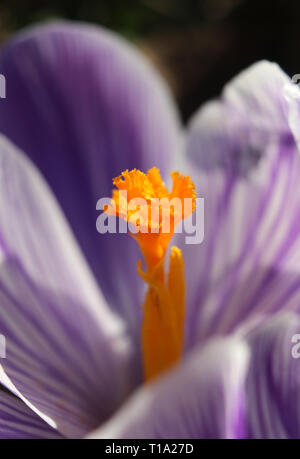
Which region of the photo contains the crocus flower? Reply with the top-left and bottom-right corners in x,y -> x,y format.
0,21 -> 300,439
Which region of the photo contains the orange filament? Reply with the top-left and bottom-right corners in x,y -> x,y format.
106,167 -> 196,382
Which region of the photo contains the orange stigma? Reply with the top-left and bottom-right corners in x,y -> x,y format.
106,167 -> 196,382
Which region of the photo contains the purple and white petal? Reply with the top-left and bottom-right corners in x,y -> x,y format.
0,389 -> 62,439
0,135 -> 133,438
187,61 -> 293,174
0,21 -> 181,336
245,312 -> 300,438
180,61 -> 300,346
88,338 -> 249,439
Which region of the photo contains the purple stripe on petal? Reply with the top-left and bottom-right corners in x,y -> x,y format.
180,61 -> 300,347
187,61 -> 293,174
0,21 -> 181,337
0,136 -> 134,438
87,338 -> 249,439
0,390 -> 62,439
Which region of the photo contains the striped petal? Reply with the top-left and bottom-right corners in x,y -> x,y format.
187,61 -> 292,174
182,61 -> 300,346
246,312 -> 300,438
0,22 -> 181,337
0,135 -> 133,438
88,338 -> 249,439
0,389 -> 62,439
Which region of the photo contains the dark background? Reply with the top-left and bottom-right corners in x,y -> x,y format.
0,0 -> 299,121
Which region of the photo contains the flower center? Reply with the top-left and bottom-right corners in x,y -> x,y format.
106,167 -> 196,382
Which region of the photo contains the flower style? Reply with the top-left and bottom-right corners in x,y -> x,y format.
106,167 -> 196,381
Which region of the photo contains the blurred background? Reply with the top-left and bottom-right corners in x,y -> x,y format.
0,0 -> 299,121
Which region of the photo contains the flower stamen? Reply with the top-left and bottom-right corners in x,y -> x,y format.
106,167 -> 196,381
